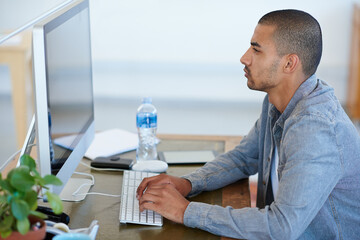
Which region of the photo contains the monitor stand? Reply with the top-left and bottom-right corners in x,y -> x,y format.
21,114 -> 92,202
59,177 -> 92,202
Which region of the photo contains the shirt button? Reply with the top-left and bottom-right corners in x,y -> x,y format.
267,157 -> 270,162
263,181 -> 266,185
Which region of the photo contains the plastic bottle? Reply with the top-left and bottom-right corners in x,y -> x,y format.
136,97 -> 158,161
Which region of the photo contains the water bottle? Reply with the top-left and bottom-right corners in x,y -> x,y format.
136,97 -> 158,161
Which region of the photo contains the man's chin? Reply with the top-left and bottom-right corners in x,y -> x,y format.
247,80 -> 255,90
247,82 -> 262,92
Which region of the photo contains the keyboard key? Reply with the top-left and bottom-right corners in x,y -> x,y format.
126,212 -> 132,221
128,187 -> 135,196
121,209 -> 126,220
140,211 -> 147,222
155,215 -> 162,224
133,212 -> 140,222
147,210 -> 154,223
128,179 -> 135,187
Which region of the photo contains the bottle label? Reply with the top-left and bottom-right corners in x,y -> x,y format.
136,113 -> 157,128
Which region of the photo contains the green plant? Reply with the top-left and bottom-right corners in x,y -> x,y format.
0,154 -> 63,238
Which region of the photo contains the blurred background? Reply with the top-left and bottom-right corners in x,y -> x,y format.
1,0 -> 360,197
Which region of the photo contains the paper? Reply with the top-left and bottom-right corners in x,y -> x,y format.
54,128 -> 139,160
85,129 -> 139,160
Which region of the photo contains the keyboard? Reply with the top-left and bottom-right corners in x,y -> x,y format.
119,170 -> 163,226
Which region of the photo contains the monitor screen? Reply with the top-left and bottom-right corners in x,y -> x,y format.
32,0 -> 94,197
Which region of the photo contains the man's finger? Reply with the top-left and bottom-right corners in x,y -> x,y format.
139,192 -> 161,211
136,175 -> 168,199
141,201 -> 160,213
136,176 -> 155,199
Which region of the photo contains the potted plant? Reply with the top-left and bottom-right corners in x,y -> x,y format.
0,154 -> 63,239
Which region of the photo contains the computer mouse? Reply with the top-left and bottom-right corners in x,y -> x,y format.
131,160 -> 168,173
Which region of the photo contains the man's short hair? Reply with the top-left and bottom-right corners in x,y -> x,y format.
259,10 -> 322,77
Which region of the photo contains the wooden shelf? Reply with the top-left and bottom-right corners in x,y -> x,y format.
347,4 -> 360,120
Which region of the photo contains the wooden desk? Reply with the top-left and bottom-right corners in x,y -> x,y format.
48,135 -> 250,240
0,31 -> 33,148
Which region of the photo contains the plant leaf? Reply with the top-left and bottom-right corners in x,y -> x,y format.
6,168 -> 15,181
0,178 -> 15,193
0,215 -> 14,232
17,217 -> 30,235
29,210 -> 47,219
32,169 -> 41,178
0,230 -> 12,239
45,191 -> 63,214
24,190 -> 38,211
9,166 -> 34,192
36,177 -> 46,187
11,199 -> 29,220
0,194 -> 7,204
20,154 -> 36,171
43,175 -> 63,186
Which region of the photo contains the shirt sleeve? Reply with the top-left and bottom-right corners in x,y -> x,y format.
182,117 -> 261,197
183,114 -> 342,240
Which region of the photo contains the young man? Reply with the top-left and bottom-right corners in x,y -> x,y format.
137,10 -> 360,239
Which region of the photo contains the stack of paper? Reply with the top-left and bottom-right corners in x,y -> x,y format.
54,128 -> 139,160
85,129 -> 139,160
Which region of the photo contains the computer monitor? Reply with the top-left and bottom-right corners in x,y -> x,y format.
28,0 -> 94,201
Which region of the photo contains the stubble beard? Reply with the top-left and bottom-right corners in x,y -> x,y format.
245,60 -> 280,92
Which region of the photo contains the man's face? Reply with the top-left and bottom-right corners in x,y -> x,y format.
240,24 -> 283,92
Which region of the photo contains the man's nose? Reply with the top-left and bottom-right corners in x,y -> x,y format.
240,48 -> 251,66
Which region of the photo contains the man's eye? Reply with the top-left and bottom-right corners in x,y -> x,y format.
253,48 -> 260,52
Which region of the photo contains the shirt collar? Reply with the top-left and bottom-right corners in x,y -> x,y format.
269,74 -> 318,127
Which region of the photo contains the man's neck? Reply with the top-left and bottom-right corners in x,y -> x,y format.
268,75 -> 307,113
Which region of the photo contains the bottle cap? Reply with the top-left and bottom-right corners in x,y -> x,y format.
142,97 -> 152,104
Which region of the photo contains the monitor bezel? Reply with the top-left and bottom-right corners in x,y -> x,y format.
32,0 -> 94,196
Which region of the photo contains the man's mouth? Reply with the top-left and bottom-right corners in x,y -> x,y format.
244,66 -> 250,77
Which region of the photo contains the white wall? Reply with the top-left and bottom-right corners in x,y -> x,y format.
1,0 -> 358,104
0,0 -> 67,31
0,0 -> 68,94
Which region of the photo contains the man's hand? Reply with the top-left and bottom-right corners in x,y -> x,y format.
136,174 -> 192,200
138,183 -> 190,224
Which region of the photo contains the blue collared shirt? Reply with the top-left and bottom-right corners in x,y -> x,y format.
182,75 -> 360,239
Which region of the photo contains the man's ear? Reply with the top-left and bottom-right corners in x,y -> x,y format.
283,54 -> 300,73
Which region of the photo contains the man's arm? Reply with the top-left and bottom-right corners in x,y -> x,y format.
139,114 -> 342,239
183,115 -> 342,239
183,118 -> 261,197
136,117 -> 262,224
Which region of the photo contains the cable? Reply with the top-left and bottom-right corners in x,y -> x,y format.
0,144 -> 36,172
0,149 -> 22,172
74,192 -> 121,198
71,171 -> 121,199
2,150 -> 121,198
72,171 -> 95,195
74,171 -> 95,183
